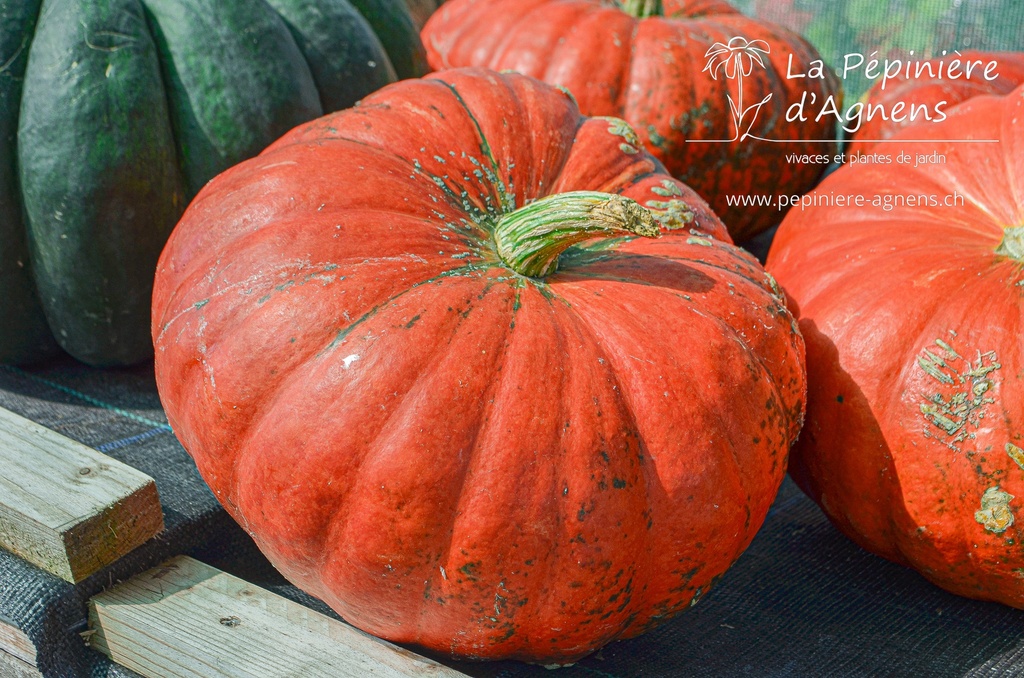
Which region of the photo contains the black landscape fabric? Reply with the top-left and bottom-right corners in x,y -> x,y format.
1,357 -> 1023,678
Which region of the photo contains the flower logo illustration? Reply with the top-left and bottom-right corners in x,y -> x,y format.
702,37 -> 773,141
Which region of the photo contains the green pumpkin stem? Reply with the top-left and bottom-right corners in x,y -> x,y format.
621,0 -> 663,18
996,226 -> 1024,260
493,191 -> 660,278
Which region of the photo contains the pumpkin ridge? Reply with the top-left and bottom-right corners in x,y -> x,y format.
556,283 -> 754,626
20,0 -> 183,365
261,0 -> 397,113
543,288 -> 655,646
1001,93 -> 1024,218
614,14 -> 642,114
801,243 -> 991,322
537,3 -> 634,115
546,118 -> 660,199
410,280 -> 536,650
140,0 -> 322,198
793,263 -> 1002,558
164,138 -> 496,286
154,257 -> 334,345
315,278 -> 519,636
884,269 -> 1023,571
484,1 -> 577,75
649,260 -> 803,444
237,273 -> 512,588
281,134 -> 499,235
432,77 -> 516,216
527,113 -> 589,201
259,125 -> 501,230
663,242 -> 778,286
513,285 -> 576,651
539,280 -> 673,628
214,265 -> 488,523
155,209 -> 481,351
318,264 -> 488,356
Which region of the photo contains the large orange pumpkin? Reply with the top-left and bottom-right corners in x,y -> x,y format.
152,69 -> 806,663
849,50 -> 1024,156
421,0 -> 841,241
767,84 -> 1024,607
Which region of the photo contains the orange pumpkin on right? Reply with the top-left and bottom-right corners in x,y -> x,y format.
767,84 -> 1024,608
848,50 -> 1024,156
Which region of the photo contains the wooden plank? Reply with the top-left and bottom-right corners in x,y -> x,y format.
87,556 -> 470,678
0,406 -> 164,582
0,619 -> 36,666
0,648 -> 43,678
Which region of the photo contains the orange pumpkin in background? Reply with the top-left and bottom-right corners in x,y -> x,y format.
422,0 -> 841,241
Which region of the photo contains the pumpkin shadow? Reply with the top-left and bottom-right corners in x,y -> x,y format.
0,354 -> 164,412
785,317 -> 912,567
555,251 -> 718,294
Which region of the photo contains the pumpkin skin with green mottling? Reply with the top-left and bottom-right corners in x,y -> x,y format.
152,69 -> 806,663
766,86 -> 1024,608
421,0 -> 840,241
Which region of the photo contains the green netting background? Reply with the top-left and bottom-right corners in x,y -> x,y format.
732,0 -> 1024,103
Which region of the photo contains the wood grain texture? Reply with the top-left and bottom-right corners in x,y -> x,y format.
0,406 -> 163,582
0,621 -> 36,666
0,648 -> 43,678
88,556 -> 469,677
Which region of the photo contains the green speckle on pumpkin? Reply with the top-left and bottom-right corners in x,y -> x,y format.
645,198 -> 694,231
975,486 -> 1014,534
598,116 -> 641,147
918,342 -> 999,451
650,180 -> 682,198
647,125 -> 667,148
1006,443 -> 1024,471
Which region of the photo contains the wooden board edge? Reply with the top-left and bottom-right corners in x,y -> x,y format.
87,556 -> 471,678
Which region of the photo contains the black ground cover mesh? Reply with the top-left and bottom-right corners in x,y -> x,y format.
1,357 -> 1022,677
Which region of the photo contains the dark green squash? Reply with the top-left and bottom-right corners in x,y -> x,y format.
0,0 -> 56,365
1,0 -> 426,367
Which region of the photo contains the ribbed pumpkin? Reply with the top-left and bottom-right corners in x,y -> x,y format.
421,0 -> 840,241
152,68 -> 806,663
767,84 -> 1024,607
0,0 -> 425,366
849,50 -> 1024,156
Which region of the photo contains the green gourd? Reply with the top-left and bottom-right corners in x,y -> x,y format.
0,0 -> 425,366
